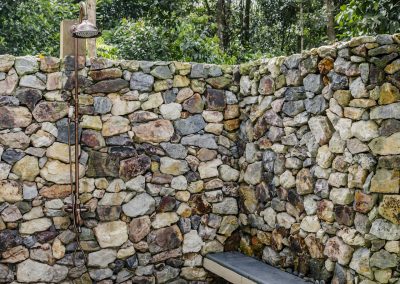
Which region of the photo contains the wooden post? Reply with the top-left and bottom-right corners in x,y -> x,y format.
60,19 -> 86,58
87,0 -> 97,58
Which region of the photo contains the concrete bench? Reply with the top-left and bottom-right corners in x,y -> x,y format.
204,252 -> 309,284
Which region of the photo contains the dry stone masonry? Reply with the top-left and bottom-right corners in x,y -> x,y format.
0,33 -> 399,284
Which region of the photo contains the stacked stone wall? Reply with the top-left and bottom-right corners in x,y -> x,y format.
0,33 -> 399,284
0,55 -> 241,283
237,34 -> 400,283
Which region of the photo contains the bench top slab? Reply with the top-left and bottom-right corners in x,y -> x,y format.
206,252 -> 309,284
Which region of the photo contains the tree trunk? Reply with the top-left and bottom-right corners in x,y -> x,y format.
216,0 -> 225,50
239,0 -> 244,40
325,0 -> 336,42
87,0 -> 97,58
225,0 -> 232,48
299,0 -> 304,52
242,0 -> 251,45
216,0 -> 230,50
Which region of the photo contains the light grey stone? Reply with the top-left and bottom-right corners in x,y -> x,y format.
15,56 -> 38,75
303,74 -> 324,93
130,72 -> 154,91
181,134 -> 218,149
244,162 -> 262,185
20,75 -> 46,90
16,259 -> 68,282
370,219 -> 400,240
174,114 -> 206,135
122,193 -> 155,217
88,249 -> 117,268
212,197 -> 238,215
160,142 -> 188,159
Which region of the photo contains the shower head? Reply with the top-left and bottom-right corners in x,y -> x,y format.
71,1 -> 101,39
71,19 -> 101,38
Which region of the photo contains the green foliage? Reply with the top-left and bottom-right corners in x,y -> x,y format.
97,0 -> 193,29
103,13 -> 236,64
171,13 -> 236,64
336,0 -> 400,39
0,0 -> 77,56
104,18 -> 172,61
96,34 -> 118,59
0,0 -> 397,62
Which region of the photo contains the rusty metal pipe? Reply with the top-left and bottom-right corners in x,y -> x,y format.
64,1 -> 101,267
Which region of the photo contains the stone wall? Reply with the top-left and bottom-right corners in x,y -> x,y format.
237,34 -> 400,283
0,33 -> 399,284
0,55 -> 241,283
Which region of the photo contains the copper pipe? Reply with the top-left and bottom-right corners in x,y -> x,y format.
74,36 -> 80,231
65,1 -> 100,267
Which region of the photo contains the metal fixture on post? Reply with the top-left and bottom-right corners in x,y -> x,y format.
64,0 -> 101,265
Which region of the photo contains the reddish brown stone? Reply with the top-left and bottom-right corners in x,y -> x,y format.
39,184 -> 71,199
1,245 -> 29,263
132,119 -> 174,143
271,227 -> 287,251
250,236 -> 265,257
304,235 -> 324,258
86,78 -> 129,94
258,137 -> 273,149
119,155 -> 151,181
150,248 -> 182,263
147,225 -> 183,253
0,106 -> 32,130
253,110 -> 283,139
258,76 -> 275,95
324,236 -> 354,265
81,129 -> 105,149
182,93 -> 204,114
128,111 -> 158,123
188,194 -> 211,215
318,57 -> 334,74
197,148 -> 217,162
296,168 -> 314,195
353,190 -> 377,213
206,76 -> 231,89
205,89 -> 226,111
351,45 -> 367,57
224,119 -> 240,131
89,68 -> 122,81
40,56 -> 60,72
224,104 -> 240,119
151,172 -> 173,184
129,216 -> 151,243
317,199 -> 335,223
32,101 -> 68,122
224,231 -> 241,251
239,186 -> 257,214
157,196 -> 176,213
36,231 -> 58,243
334,205 -> 355,226
289,234 -> 307,253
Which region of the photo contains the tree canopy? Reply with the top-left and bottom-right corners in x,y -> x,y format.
0,0 -> 399,63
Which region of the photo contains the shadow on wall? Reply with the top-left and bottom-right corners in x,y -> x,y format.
0,33 -> 399,283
